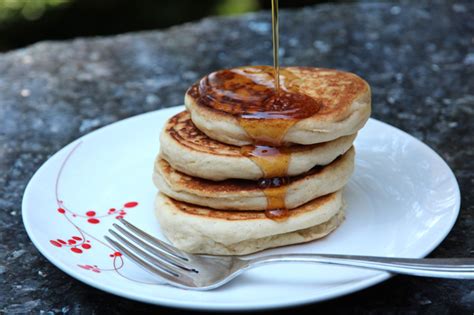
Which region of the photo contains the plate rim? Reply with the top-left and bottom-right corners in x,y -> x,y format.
22,106 -> 461,311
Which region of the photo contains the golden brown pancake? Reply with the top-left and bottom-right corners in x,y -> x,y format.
160,111 -> 356,180
185,66 -> 371,146
154,147 -> 355,210
155,191 -> 344,255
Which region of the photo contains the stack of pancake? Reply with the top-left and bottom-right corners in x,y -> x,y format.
153,66 -> 371,255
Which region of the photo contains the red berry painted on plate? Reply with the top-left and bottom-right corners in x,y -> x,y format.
87,218 -> 100,224
72,236 -> 82,241
68,239 -> 76,245
50,240 -> 62,247
57,239 -> 66,244
115,215 -> 123,219
124,202 -> 138,208
58,208 -> 65,214
82,243 -> 91,249
86,211 -> 96,217
71,247 -> 82,254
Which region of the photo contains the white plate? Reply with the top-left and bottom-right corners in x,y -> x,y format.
22,105 -> 460,311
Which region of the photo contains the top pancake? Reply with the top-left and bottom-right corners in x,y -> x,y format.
185,66 -> 371,146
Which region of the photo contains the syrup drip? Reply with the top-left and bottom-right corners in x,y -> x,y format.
265,208 -> 290,221
258,177 -> 290,221
262,0 -> 287,220
240,145 -> 290,178
241,145 -> 292,221
271,0 -> 280,93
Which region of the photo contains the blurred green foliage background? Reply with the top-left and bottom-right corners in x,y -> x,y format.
0,0 -> 359,51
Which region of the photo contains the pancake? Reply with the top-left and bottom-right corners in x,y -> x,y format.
154,147 -> 354,210
160,111 -> 356,180
185,66 -> 371,146
155,191 -> 344,255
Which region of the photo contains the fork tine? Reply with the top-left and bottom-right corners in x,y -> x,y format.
118,218 -> 189,260
104,236 -> 180,284
112,223 -> 197,273
108,230 -> 190,278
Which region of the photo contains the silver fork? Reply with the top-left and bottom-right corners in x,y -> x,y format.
105,218 -> 474,290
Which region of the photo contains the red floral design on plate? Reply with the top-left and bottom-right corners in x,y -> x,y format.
51,199 -> 138,254
49,235 -> 93,254
56,201 -> 138,225
49,142 -> 157,284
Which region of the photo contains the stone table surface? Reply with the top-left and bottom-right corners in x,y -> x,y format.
1,0 -> 473,314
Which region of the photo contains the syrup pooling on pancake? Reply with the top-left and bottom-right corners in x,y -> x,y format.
189,66 -> 321,146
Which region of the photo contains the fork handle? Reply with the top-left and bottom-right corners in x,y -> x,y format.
247,254 -> 474,279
